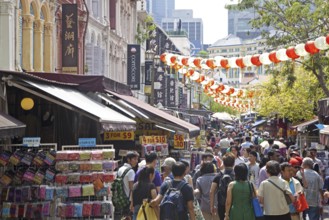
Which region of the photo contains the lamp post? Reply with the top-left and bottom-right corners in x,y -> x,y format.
145,50 -> 160,106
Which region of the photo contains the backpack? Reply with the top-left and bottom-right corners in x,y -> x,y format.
254,136 -> 259,145
111,167 -> 131,210
217,171 -> 234,206
160,180 -> 188,220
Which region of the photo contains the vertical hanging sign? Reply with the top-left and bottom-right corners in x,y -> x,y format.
144,61 -> 152,85
127,44 -> 141,90
62,4 -> 78,73
167,78 -> 176,107
154,69 -> 165,106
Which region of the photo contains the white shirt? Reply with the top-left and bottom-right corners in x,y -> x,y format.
117,163 -> 135,197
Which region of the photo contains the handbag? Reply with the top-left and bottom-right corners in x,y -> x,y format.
193,198 -> 205,220
268,180 -> 292,205
249,182 -> 263,217
294,193 -> 309,212
137,200 -> 157,220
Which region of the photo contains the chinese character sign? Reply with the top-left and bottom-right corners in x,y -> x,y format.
144,61 -> 152,85
62,4 -> 78,73
154,69 -> 165,106
167,78 -> 176,107
127,44 -> 141,90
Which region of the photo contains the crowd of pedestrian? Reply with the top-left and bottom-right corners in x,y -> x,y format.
112,127 -> 329,220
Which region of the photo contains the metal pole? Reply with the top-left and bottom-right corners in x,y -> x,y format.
150,64 -> 154,106
189,86 -> 192,110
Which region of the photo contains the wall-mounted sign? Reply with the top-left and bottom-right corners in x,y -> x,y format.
23,137 -> 41,147
173,134 -> 184,149
127,44 -> 141,90
139,135 -> 167,145
104,131 -> 135,141
62,4 -> 78,73
78,138 -> 96,147
167,78 -> 176,107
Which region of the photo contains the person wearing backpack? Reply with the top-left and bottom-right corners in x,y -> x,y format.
150,162 -> 195,220
210,152 -> 235,220
113,151 -> 139,220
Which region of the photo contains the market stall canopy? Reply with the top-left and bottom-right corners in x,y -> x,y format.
291,117 -> 318,132
212,112 -> 233,121
252,120 -> 266,128
7,79 -> 136,131
0,112 -> 25,138
106,91 -> 200,137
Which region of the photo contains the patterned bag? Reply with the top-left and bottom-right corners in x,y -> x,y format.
193,198 -> 205,220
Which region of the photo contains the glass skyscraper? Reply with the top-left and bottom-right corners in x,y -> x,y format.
146,0 -> 175,25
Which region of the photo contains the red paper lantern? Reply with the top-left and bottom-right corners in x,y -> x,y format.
181,57 -> 189,66
220,59 -> 229,69
215,83 -> 225,93
193,58 -> 202,68
170,55 -> 177,64
251,55 -> 262,66
286,47 -> 300,59
269,51 -> 281,63
196,74 -> 205,83
236,58 -> 245,68
227,87 -> 235,95
326,34 -> 329,45
160,53 -> 167,63
305,41 -> 320,54
206,59 -> 216,69
207,79 -> 215,87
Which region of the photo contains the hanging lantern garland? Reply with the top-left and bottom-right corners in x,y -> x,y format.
160,34 -> 329,111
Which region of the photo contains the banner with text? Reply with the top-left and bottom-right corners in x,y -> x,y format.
62,4 -> 78,73
173,134 -> 184,149
104,131 -> 135,141
127,44 -> 141,90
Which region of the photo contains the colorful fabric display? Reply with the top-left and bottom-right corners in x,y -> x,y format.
39,185 -> 46,200
82,184 -> 95,196
92,202 -> 102,216
67,173 -> 80,183
82,202 -> 93,217
57,203 -> 66,218
91,150 -> 103,160
74,203 -> 83,217
15,187 -> 22,203
102,172 -> 116,183
23,167 -> 36,183
102,149 -> 114,159
69,162 -> 80,171
79,151 -> 91,160
93,178 -> 104,192
45,168 -> 56,182
55,174 -> 68,184
2,202 -> 11,218
17,204 -> 25,218
0,151 -> 11,166
55,161 -> 69,172
13,167 -> 26,185
33,151 -> 46,166
80,173 -> 92,183
21,151 -> 35,166
31,185 -> 39,200
101,202 -> 111,215
0,171 -> 13,186
56,186 -> 68,198
68,185 -> 81,197
9,149 -> 24,166
44,150 -> 56,165
91,162 -> 103,171
80,162 -> 92,171
67,151 -> 80,161
45,186 -> 54,200
56,151 -> 68,161
42,201 -> 51,216
65,204 -> 75,217
21,186 -> 31,202
91,172 -> 103,182
33,169 -> 45,184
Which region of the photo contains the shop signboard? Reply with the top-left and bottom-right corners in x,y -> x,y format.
154,69 -> 165,106
173,134 -> 184,149
78,138 -> 96,147
23,137 -> 41,147
139,135 -> 167,145
127,44 -> 141,90
62,4 -> 78,73
167,78 -> 176,107
104,131 -> 135,141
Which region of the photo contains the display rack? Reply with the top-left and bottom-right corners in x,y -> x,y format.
56,144 -> 116,219
0,143 -> 58,219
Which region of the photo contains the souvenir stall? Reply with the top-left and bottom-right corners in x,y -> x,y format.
55,139 -> 116,219
0,137 -> 57,219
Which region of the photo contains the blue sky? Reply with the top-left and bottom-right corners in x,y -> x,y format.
175,0 -> 230,44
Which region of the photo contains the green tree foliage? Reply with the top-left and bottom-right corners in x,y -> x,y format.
256,63 -> 324,122
197,50 -> 209,58
227,0 -> 329,96
135,16 -> 157,44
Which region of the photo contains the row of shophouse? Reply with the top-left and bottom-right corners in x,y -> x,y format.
0,0 -> 207,155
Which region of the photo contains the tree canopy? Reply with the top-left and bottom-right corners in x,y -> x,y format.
227,0 -> 329,97
255,63 -> 323,122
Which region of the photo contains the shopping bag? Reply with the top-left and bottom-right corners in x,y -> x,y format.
252,197 -> 264,217
294,193 -> 309,212
137,200 -> 157,220
249,182 -> 263,217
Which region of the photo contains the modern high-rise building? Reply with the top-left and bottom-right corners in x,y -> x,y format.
146,0 -> 175,25
162,10 -> 203,56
